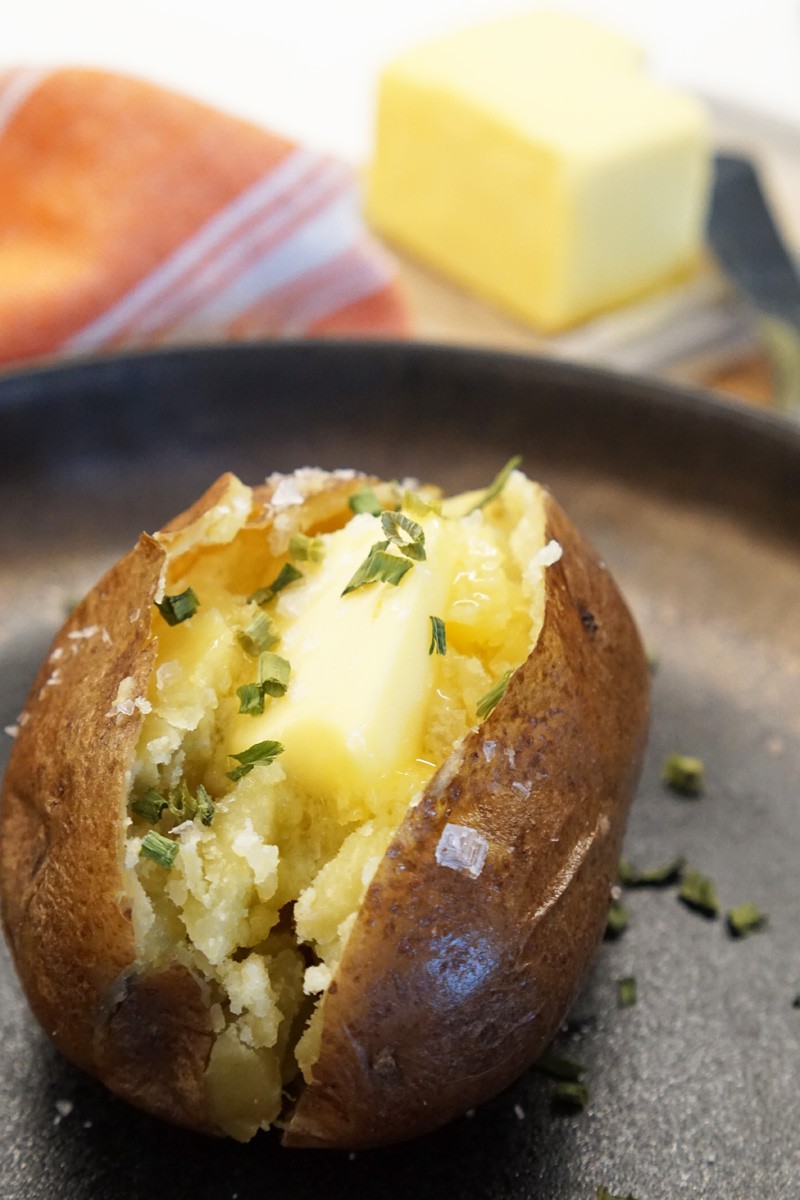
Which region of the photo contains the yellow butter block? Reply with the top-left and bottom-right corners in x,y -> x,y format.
230,510 -> 453,817
366,10 -> 711,332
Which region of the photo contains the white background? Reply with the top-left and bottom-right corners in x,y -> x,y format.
4,0 -> 800,162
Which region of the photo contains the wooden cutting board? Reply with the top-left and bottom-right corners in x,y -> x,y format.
394,249 -> 773,407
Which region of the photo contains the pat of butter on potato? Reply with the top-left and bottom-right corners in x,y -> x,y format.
367,10 -> 711,332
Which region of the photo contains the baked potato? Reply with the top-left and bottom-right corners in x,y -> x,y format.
0,463 -> 649,1148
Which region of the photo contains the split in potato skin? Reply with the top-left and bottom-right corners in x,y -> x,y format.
0,466 -> 650,1148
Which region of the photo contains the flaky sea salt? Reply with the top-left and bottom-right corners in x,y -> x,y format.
533,539 -> 562,568
270,476 -> 305,509
67,625 -> 100,640
435,823 -> 489,879
514,1103 -> 526,1121
54,1098 -> 75,1124
108,676 -> 145,718
4,725 -> 19,739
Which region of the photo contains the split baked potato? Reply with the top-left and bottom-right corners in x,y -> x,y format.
0,464 -> 649,1148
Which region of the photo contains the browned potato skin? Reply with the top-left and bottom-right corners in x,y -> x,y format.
0,471 -> 373,1133
0,533 -> 218,1132
0,476 -> 649,1146
284,495 -> 649,1148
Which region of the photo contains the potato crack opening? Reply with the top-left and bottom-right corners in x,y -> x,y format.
123,471 -> 547,1141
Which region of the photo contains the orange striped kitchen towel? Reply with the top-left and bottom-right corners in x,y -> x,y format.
0,66 -> 410,367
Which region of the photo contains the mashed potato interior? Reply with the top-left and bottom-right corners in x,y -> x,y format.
124,470 -> 549,1140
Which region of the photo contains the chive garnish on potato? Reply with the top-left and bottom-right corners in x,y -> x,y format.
258,652 -> 291,697
237,612 -> 277,657
342,543 -> 413,596
227,739 -> 285,782
428,616 -> 447,656
348,486 -> 382,516
466,455 -> 522,514
139,830 -> 179,870
380,510 -> 427,560
249,564 -> 303,606
476,669 -> 512,720
155,587 -> 199,626
289,532 -> 324,563
131,789 -> 168,825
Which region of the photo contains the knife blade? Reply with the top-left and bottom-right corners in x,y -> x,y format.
707,153 -> 800,415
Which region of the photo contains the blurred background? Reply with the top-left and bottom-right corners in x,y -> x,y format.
4,0 -> 800,404
7,1 -> 800,159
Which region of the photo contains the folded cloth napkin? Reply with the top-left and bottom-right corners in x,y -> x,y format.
0,66 -> 409,367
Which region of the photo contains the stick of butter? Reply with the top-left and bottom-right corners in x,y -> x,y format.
366,10 -> 711,333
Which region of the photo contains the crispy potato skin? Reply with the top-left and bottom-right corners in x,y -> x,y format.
284,494 -> 649,1148
1,476 -> 648,1147
0,533 -> 217,1132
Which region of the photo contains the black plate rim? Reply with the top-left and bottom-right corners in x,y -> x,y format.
0,336 -> 798,457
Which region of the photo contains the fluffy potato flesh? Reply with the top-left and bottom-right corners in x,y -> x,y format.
124,470 -> 552,1140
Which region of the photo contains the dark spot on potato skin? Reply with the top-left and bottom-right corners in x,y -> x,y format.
371,1047 -> 398,1078
580,607 -> 599,634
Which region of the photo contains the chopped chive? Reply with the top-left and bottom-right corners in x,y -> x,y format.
476,669 -> 512,720
139,830 -> 179,869
428,615 -> 447,656
605,898 -> 630,940
258,652 -> 291,697
551,1080 -> 589,1114
678,867 -> 719,918
662,753 -> 704,796
597,1188 -> 640,1200
646,646 -> 660,674
617,976 -> 637,1007
165,779 -> 214,826
131,789 -> 168,825
465,455 -> 522,515
237,611 -> 277,657
237,682 -> 265,715
534,1053 -> 586,1083
155,587 -> 199,626
402,489 -> 441,519
342,544 -> 413,596
248,563 -> 303,606
227,739 -> 284,782
166,779 -> 194,819
289,532 -> 324,563
348,486 -> 382,517
618,856 -> 686,888
727,902 -> 768,938
380,510 -> 426,561
193,784 -> 215,827
134,780 -> 216,827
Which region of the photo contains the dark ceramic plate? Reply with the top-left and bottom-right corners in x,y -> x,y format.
1,342 -> 799,1200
